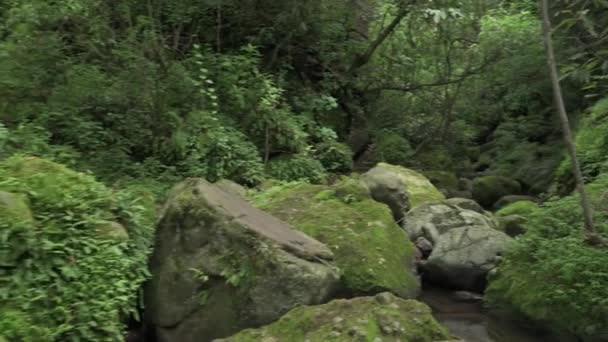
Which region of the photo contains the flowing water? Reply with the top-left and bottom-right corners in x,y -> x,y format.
419,287 -> 576,342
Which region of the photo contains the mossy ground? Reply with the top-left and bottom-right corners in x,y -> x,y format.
221,293 -> 450,342
376,163 -> 445,208
251,179 -> 419,297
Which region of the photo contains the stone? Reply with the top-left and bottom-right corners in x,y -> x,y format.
402,202 -> 499,245
424,226 -> 513,291
444,198 -> 485,214
451,291 -> 483,303
214,179 -> 247,198
498,214 -> 527,237
251,179 -> 420,298
415,237 -> 433,258
217,293 -> 450,342
493,195 -> 538,211
472,176 -> 522,208
145,179 -> 340,342
364,163 -> 445,222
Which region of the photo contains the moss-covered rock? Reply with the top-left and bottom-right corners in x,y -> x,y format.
364,163 -> 445,217
472,176 -> 521,208
495,200 -> 539,217
145,179 -> 340,342
497,215 -> 527,237
425,171 -> 459,197
251,178 -> 420,298
0,155 -> 156,341
493,195 -> 538,211
219,293 -> 450,342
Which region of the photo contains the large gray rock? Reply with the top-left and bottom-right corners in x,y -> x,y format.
145,179 -> 340,342
363,163 -> 444,222
424,226 -> 513,291
403,202 -> 498,245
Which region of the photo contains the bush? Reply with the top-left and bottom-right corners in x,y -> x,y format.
486,175 -> 608,338
372,132 -> 414,166
0,156 -> 156,341
266,153 -> 327,183
315,141 -> 353,173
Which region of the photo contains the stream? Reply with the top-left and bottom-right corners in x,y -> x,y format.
419,287 -> 575,342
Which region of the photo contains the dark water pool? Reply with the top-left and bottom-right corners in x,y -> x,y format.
419,288 -> 576,342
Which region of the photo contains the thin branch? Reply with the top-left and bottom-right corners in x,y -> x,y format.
349,0 -> 417,73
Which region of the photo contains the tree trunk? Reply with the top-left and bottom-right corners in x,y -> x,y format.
540,0 -> 598,239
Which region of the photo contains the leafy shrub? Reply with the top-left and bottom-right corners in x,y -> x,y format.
487,175 -> 608,338
0,156 -> 155,341
372,132 -> 414,166
556,97 -> 608,192
266,153 -> 327,183
315,141 -> 353,173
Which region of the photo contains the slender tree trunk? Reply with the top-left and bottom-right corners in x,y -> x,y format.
540,0 -> 599,240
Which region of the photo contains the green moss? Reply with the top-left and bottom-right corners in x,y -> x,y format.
251,179 -> 419,297
0,191 -> 32,223
496,200 -> 539,217
377,163 -> 445,208
425,171 -> 458,192
221,294 -> 450,342
472,175 -> 521,208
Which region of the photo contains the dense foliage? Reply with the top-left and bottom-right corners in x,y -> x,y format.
487,176 -> 608,337
0,0 -> 607,340
0,156 -> 155,341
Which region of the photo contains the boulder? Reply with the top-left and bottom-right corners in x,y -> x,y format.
217,293 -> 450,342
403,202 -> 499,245
495,200 -> 540,217
472,176 -> 522,208
498,214 -> 527,237
251,178 -> 420,298
425,171 -> 459,198
214,179 -> 247,198
364,163 -> 445,221
444,198 -> 485,214
424,226 -> 513,291
493,195 -> 538,211
145,179 -> 340,342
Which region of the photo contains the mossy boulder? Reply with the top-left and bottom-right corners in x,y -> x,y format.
0,156 -> 156,341
251,178 -> 420,298
219,292 -> 451,342
145,179 -> 340,342
495,200 -> 540,217
493,195 -> 538,211
497,215 -> 527,237
215,179 -> 248,198
364,163 -> 445,221
472,176 -> 522,208
425,171 -> 459,197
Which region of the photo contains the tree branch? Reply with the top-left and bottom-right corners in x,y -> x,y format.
349,0 -> 417,73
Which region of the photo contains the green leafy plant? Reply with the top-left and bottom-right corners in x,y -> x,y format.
0,156 -> 156,341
